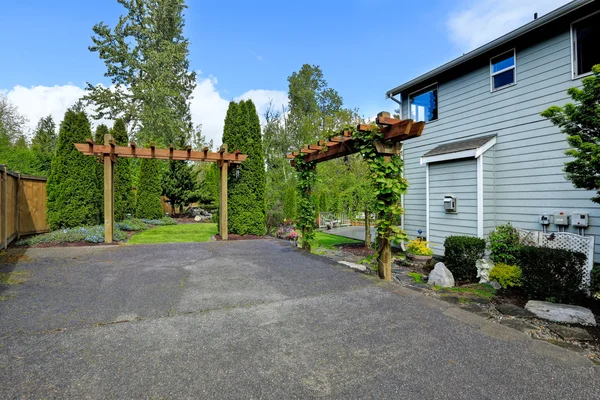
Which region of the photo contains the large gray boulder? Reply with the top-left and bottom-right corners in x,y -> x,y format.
427,262 -> 455,287
525,300 -> 596,326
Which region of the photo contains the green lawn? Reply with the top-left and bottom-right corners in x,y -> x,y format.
128,223 -> 218,244
314,231 -> 363,249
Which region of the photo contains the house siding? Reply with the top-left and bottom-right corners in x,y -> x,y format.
399,13 -> 600,261
428,159 -> 478,255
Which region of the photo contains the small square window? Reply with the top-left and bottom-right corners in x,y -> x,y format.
490,50 -> 516,91
409,86 -> 438,123
572,12 -> 600,77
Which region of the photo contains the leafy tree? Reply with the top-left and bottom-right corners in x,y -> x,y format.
0,93 -> 27,146
47,109 -> 102,229
31,115 -> 57,175
222,100 -> 267,235
111,119 -> 135,220
162,160 -> 197,214
135,158 -> 163,219
542,65 -> 600,203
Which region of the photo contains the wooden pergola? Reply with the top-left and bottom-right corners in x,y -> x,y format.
287,112 -> 424,280
75,135 -> 247,243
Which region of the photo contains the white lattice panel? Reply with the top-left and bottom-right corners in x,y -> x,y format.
517,229 -> 594,289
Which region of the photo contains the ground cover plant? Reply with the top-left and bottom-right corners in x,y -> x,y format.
15,225 -> 128,246
127,223 -> 217,244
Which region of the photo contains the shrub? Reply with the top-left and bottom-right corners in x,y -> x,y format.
443,236 -> 486,282
406,238 -> 433,256
46,109 -> 102,229
116,218 -> 148,231
591,264 -> 600,294
15,225 -> 127,246
139,217 -> 176,226
267,209 -> 284,235
489,263 -> 522,288
518,246 -> 586,302
111,119 -> 135,221
488,223 -> 521,265
135,158 -> 164,220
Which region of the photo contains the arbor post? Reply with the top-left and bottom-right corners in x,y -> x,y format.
104,134 -> 115,244
377,154 -> 392,281
219,144 -> 228,240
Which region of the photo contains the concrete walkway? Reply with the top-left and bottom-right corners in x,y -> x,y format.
325,225 -> 376,242
0,240 -> 598,399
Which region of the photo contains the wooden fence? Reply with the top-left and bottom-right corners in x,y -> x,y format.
0,165 -> 49,250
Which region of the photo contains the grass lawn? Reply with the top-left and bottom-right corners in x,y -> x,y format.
314,231 -> 363,249
128,223 -> 218,244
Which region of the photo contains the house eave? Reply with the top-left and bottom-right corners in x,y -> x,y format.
386,0 -> 595,98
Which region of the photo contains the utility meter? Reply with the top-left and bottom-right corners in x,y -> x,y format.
444,196 -> 456,212
553,213 -> 569,226
539,215 -> 550,225
572,213 -> 589,228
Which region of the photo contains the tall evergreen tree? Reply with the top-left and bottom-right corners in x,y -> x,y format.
111,119 -> 135,220
47,109 -> 102,229
222,100 -> 266,235
31,115 -> 57,175
135,158 -> 164,219
93,124 -> 110,216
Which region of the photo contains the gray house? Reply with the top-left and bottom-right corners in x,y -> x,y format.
386,0 -> 600,259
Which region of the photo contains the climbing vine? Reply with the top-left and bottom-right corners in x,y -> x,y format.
295,157 -> 317,250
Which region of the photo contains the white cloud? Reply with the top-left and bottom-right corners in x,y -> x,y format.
2,75 -> 288,146
447,0 -> 571,51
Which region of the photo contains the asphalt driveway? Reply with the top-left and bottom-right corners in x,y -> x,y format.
0,239 -> 598,399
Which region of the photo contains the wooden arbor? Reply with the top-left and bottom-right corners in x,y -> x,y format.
287,112 -> 424,281
75,136 -> 247,243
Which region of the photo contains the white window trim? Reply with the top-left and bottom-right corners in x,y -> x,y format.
490,49 -> 516,92
408,83 -> 439,123
570,10 -> 600,80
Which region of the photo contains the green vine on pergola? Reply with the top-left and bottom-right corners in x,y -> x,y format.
288,113 -> 424,281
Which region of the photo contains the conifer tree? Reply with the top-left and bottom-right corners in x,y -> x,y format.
111,119 -> 135,220
47,109 -> 102,229
222,100 -> 266,235
135,158 -> 164,219
31,115 -> 57,175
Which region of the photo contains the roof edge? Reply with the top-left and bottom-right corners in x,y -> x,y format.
386,0 -> 595,98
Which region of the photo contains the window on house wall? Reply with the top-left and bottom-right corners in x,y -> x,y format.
409,85 -> 438,123
490,50 -> 516,91
572,12 -> 600,77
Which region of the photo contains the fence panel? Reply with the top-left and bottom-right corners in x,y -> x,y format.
0,165 -> 49,250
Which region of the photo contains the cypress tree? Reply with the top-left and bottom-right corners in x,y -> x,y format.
135,158 -> 164,219
94,124 -> 109,216
222,100 -> 266,235
31,115 -> 57,176
111,119 -> 135,220
47,109 -> 102,229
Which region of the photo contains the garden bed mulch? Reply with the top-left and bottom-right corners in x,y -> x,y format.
13,241 -> 120,249
337,243 -> 374,257
214,234 -> 267,241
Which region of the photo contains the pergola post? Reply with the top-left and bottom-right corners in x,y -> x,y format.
219,144 -> 228,240
104,134 -> 115,244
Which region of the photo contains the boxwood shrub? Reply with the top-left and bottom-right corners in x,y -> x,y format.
518,246 -> 586,302
443,236 -> 486,282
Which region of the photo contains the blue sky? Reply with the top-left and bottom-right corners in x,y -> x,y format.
0,0 -> 570,144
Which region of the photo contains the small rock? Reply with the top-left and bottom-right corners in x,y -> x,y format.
427,262 -> 455,287
194,216 -> 202,222
496,303 -> 536,319
525,301 -> 597,326
338,261 -> 367,272
499,319 -> 538,333
547,324 -> 594,341
490,281 -> 502,290
468,296 -> 491,305
439,295 -> 461,305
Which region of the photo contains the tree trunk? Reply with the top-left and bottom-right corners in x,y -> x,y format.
364,208 -> 371,248
377,237 -> 391,281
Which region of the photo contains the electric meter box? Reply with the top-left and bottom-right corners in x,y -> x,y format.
553,214 -> 569,226
444,196 -> 456,212
572,213 -> 589,228
539,215 -> 550,225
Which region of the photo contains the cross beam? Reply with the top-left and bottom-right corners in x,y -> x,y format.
75,139 -> 248,243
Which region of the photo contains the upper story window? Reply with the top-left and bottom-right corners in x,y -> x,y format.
572,12 -> 600,78
409,85 -> 438,123
490,50 -> 516,91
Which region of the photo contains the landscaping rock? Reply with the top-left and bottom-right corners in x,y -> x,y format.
476,259 -> 493,283
525,301 -> 597,326
496,303 -> 536,319
194,216 -> 202,222
427,262 -> 455,287
468,296 -> 491,305
547,324 -> 594,341
338,261 -> 367,273
490,281 -> 502,290
439,295 -> 461,305
499,319 -> 538,333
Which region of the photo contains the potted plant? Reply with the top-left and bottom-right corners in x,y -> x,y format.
406,238 -> 433,264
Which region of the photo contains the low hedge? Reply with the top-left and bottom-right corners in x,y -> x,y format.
518,246 -> 586,302
443,236 -> 486,282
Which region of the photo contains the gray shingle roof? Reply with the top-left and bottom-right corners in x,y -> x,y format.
422,134 -> 497,158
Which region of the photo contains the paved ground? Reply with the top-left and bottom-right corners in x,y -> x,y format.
325,226 -> 376,242
0,239 -> 598,399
